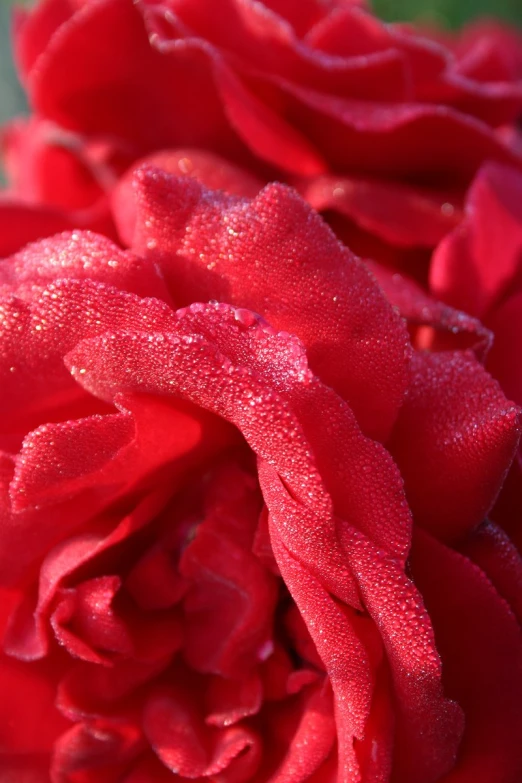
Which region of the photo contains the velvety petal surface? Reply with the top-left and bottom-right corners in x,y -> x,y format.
390,351 -> 520,542
412,530 -> 522,783
113,168 -> 410,441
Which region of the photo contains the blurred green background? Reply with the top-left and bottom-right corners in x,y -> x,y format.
0,0 -> 521,126
375,0 -> 522,28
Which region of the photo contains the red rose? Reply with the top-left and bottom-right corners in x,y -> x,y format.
2,1 -> 522,782
4,0 -> 522,264
0,164 -> 521,783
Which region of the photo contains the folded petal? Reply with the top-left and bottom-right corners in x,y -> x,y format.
299,175 -> 461,248
266,681 -> 337,783
412,530 -> 522,783
390,351 -> 520,542
4,489 -> 170,658
337,524 -> 464,783
1,231 -> 171,302
114,169 -> 410,440
459,520 -> 522,623
269,519 -> 372,783
369,262 -> 492,359
67,301 -> 412,562
431,163 -> 522,320
143,680 -> 261,779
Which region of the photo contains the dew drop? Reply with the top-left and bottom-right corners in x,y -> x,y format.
233,308 -> 258,328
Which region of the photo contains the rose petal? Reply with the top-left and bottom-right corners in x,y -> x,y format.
486,290 -> 522,407
50,575 -> 133,664
2,117 -> 107,211
65,323 -> 331,512
50,719 -> 144,783
3,485 -> 171,658
337,524 -> 464,783
0,201 -> 74,258
143,681 -> 261,778
369,262 -> 492,359
180,513 -> 278,678
460,520 -> 522,623
120,754 -> 173,783
0,652 -> 69,755
412,530 -> 522,783
258,461 -> 360,610
57,657 -> 170,723
1,230 -> 171,302
265,80 -> 522,180
431,163 -> 522,320
0,754 -> 51,783
267,681 -> 337,783
0,277 -> 175,431
157,0 -> 407,102
11,412 -> 134,512
205,673 -> 263,728
354,664 -> 394,783
299,174 -> 462,248
390,351 -> 520,542
13,0 -> 77,83
115,150 -> 263,242
305,6 -> 446,88
269,518 -> 372,783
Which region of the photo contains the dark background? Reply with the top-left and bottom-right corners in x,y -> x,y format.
0,0 -> 521,125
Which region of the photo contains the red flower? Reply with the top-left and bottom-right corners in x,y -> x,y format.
1,2 -> 522,782
0,165 -> 521,783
